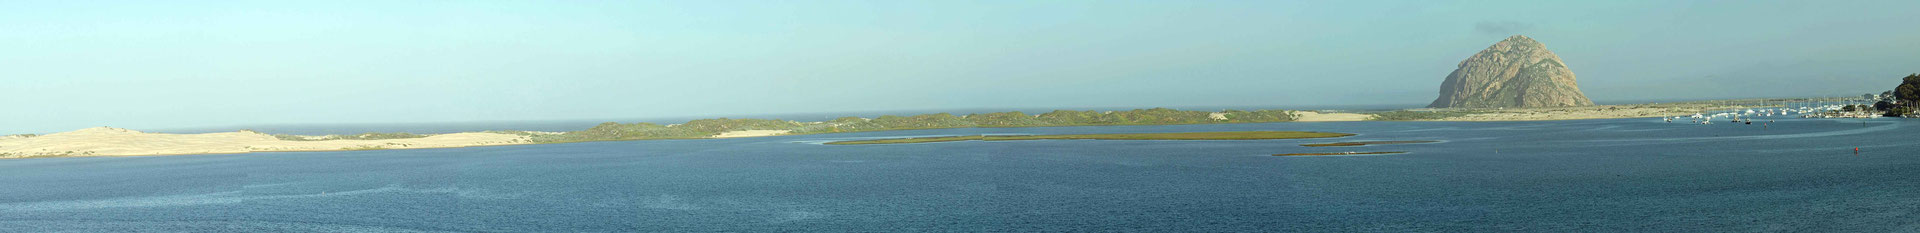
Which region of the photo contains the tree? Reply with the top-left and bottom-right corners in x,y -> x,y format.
1875,100 -> 1893,111
1898,73 -> 1920,102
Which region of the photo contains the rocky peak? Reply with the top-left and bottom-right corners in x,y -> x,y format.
1428,35 -> 1594,108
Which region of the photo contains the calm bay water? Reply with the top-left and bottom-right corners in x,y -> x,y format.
3,117 -> 1918,232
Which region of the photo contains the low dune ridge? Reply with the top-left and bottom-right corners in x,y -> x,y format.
0,127 -> 531,158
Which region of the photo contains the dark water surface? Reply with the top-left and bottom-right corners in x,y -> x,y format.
4,117 -> 1918,232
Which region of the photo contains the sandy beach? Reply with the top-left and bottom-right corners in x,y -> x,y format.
0,127 -> 533,158
0,127 -> 814,159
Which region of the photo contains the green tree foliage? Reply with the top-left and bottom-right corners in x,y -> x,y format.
1897,73 -> 1920,102
1887,107 -> 1913,117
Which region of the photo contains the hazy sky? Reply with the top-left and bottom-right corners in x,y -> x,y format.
6,0 -> 1918,133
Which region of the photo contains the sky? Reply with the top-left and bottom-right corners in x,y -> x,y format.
5,0 -> 1919,133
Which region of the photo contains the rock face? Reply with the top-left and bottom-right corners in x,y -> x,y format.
1428,35 -> 1594,108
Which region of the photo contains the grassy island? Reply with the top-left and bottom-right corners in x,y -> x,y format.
824,131 -> 1353,145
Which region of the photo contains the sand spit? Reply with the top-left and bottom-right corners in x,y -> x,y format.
0,127 -> 532,158
1293,111 -> 1375,122
1430,104 -> 1740,121
712,130 -> 791,138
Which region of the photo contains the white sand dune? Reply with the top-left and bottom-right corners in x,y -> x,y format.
0,127 -> 531,158
712,130 -> 790,138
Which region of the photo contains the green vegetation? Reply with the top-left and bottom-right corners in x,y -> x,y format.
1888,74 -> 1920,117
1889,107 -> 1915,117
1369,111 -> 1476,121
1273,151 -> 1406,156
534,118 -> 815,142
1299,141 -> 1440,147
823,131 -> 1353,145
1896,73 -> 1920,103
274,132 -> 429,141
532,108 -> 1300,143
2,134 -> 34,138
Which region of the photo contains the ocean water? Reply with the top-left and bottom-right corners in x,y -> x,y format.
3,117 -> 1918,232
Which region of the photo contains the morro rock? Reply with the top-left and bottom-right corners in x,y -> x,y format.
1428,35 -> 1594,108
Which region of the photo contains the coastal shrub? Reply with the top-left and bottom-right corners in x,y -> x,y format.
272,134 -> 307,141
801,117 -> 887,133
1219,110 -> 1294,123
1108,108 -> 1214,124
675,118 -> 803,133
536,119 -> 812,142
1036,110 -> 1104,124
965,111 -> 1047,127
1034,108 -> 1237,125
569,122 -> 697,140
274,132 -> 428,141
354,132 -> 427,140
872,113 -> 974,129
483,130 -> 542,136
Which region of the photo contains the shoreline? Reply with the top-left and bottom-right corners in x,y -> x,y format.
0,102 -> 1822,159
1372,103 -> 1758,122
0,128 -> 534,159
